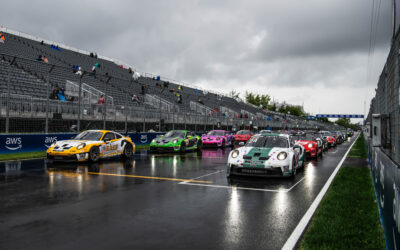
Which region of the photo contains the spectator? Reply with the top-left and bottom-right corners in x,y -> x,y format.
198,97 -> 204,105
90,63 -> 100,78
128,68 -> 133,74
57,88 -> 66,101
177,93 -> 182,104
214,107 -> 219,113
131,94 -> 140,104
163,81 -> 169,89
170,88 -> 175,93
141,84 -> 146,95
132,71 -> 140,81
72,65 -> 79,73
209,110 -> 213,116
98,95 -> 105,105
36,55 -> 43,62
75,66 -> 83,76
178,85 -> 183,91
0,33 -> 5,43
42,56 -> 49,63
40,40 -> 44,45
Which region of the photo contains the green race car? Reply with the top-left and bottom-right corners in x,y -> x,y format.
149,130 -> 202,153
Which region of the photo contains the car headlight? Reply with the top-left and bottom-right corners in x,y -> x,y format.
173,139 -> 178,144
308,143 -> 313,148
50,142 -> 57,147
277,152 -> 287,160
152,139 -> 156,143
231,150 -> 239,158
77,143 -> 86,150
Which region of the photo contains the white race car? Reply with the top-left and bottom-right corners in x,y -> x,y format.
227,133 -> 305,178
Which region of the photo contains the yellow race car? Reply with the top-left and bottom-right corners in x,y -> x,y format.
46,130 -> 135,162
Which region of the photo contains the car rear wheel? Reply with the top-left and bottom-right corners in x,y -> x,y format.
123,143 -> 133,158
89,146 -> 100,162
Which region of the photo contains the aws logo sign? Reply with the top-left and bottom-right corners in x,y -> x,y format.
44,137 -> 57,148
140,135 -> 148,144
5,137 -> 22,151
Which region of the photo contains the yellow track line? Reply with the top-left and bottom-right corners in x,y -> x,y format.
87,172 -> 213,184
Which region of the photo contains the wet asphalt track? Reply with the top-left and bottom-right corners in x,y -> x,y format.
0,135 -> 357,250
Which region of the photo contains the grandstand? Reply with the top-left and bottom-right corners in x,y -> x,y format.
0,26 -> 338,133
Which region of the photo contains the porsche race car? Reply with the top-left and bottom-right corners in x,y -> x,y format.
293,133 -> 323,159
201,130 -> 234,148
46,130 -> 135,162
227,134 -> 305,178
233,130 -> 253,146
149,130 -> 202,153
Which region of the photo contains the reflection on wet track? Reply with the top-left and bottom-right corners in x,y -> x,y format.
0,136 -> 357,250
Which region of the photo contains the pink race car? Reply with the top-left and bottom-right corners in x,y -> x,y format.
201,130 -> 234,148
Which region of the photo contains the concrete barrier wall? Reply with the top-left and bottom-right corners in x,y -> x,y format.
0,132 -> 165,154
368,139 -> 400,249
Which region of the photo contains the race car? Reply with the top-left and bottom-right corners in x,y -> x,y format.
233,130 -> 253,146
46,130 -> 135,162
149,130 -> 202,153
201,130 -> 234,148
227,134 -> 305,178
319,131 -> 336,147
293,133 -> 323,159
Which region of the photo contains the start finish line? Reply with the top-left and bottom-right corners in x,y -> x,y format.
316,114 -> 364,118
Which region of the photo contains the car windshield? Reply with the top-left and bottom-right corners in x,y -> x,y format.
293,134 -> 315,141
237,130 -> 251,135
246,136 -> 289,148
208,131 -> 225,136
260,130 -> 271,133
164,130 -> 185,138
74,131 -> 103,141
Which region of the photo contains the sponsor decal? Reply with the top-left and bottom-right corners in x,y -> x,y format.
140,135 -> 148,143
5,161 -> 21,173
44,136 -> 57,148
5,137 -> 22,150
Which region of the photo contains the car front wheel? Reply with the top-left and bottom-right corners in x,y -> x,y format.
123,143 -> 133,158
89,146 -> 100,162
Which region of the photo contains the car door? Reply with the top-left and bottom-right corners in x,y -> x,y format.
101,132 -> 118,157
186,132 -> 196,147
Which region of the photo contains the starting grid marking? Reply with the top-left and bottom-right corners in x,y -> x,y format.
178,170 -> 306,193
87,172 -> 213,184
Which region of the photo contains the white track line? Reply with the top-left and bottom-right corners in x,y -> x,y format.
178,170 -> 224,184
281,133 -> 360,250
180,176 -> 305,193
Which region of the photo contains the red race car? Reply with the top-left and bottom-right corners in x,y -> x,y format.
293,133 -> 323,159
233,130 -> 253,146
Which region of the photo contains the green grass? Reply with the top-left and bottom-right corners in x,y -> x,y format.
299,133 -> 385,250
0,151 -> 46,161
348,133 -> 367,158
0,145 -> 150,161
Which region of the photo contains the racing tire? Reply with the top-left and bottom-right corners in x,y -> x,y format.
89,146 -> 100,162
180,142 -> 186,153
123,143 -> 133,158
196,140 -> 203,151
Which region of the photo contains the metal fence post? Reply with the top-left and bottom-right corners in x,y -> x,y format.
125,94 -> 128,133
77,76 -> 82,132
45,66 -> 54,134
5,66 -> 11,133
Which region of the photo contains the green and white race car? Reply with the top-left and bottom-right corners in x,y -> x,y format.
149,130 -> 202,153
227,133 -> 305,178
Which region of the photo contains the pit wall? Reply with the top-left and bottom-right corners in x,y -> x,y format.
0,133 -> 165,154
367,136 -> 400,250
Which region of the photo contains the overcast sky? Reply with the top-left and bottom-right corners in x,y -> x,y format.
1,0 -> 396,117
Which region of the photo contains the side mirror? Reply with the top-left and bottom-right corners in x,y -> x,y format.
239,142 -> 245,146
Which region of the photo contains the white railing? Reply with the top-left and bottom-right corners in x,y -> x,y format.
190,101 -> 214,116
65,80 -> 114,105
145,94 -> 175,112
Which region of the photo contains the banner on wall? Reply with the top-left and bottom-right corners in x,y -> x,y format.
368,142 -> 400,249
0,132 -> 165,154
